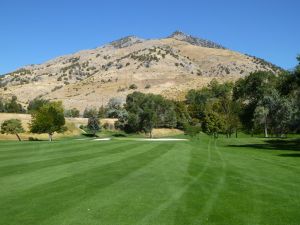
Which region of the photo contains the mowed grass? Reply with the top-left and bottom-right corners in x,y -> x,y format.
0,136 -> 300,225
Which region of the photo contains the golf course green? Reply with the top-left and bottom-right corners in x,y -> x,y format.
0,135 -> 299,225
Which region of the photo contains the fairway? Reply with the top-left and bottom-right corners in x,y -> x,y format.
0,136 -> 300,225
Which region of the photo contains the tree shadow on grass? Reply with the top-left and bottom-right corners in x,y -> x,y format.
278,153 -> 300,157
82,133 -> 99,138
228,139 -> 300,152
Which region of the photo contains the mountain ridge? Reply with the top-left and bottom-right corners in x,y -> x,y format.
0,31 -> 283,111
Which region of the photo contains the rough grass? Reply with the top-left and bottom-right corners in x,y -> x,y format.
0,135 -> 299,225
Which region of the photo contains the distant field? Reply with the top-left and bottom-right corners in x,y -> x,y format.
0,135 -> 299,225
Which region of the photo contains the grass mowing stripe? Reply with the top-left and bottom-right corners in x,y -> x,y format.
195,139 -> 227,224
1,135 -> 300,225
0,139 -> 97,154
137,140 -> 212,225
173,138 -> 227,225
0,142 -> 174,225
60,142 -> 182,225
0,140 -> 120,162
0,141 -> 152,197
0,141 -> 144,177
0,140 -> 74,152
0,140 -> 124,167
0,139 -> 115,159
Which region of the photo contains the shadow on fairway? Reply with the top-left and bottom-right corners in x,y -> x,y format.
278,153 -> 300,157
82,133 -> 99,138
228,139 -> 300,152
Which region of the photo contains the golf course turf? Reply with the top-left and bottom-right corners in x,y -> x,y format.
0,136 -> 299,225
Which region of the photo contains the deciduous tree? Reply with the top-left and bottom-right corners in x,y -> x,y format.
1,119 -> 24,141
30,101 -> 66,141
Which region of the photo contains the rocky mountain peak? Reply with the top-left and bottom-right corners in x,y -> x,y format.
108,36 -> 145,49
169,30 -> 226,50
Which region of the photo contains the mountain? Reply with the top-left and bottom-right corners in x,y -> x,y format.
0,32 -> 282,112
169,31 -> 226,49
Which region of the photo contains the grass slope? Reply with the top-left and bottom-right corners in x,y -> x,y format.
0,136 -> 299,225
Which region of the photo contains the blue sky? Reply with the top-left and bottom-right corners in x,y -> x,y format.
0,0 -> 299,74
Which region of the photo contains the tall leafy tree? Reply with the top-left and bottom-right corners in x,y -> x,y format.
30,101 -> 66,141
118,92 -> 177,137
254,106 -> 269,138
233,71 -> 277,134
172,101 -> 191,129
202,111 -> 225,138
281,56 -> 300,132
186,79 -> 240,138
254,90 -> 294,137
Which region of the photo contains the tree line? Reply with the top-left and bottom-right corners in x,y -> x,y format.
1,56 -> 299,140
112,56 -> 300,138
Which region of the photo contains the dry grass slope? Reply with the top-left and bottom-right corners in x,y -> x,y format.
0,32 -> 282,112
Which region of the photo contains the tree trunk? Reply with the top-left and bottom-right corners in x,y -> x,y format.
15,133 -> 21,141
149,130 -> 152,139
235,129 -> 238,138
48,133 -> 53,142
264,119 -> 268,138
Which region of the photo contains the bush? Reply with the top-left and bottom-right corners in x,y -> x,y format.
145,84 -> 151,89
83,108 -> 98,118
28,137 -> 39,141
129,84 -> 138,90
87,116 -> 101,136
103,123 -> 109,129
65,108 -> 80,117
117,87 -> 126,92
184,124 -> 201,138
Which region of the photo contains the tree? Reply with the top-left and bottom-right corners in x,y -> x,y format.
0,98 -> 4,112
65,108 -> 80,117
114,109 -> 129,131
184,124 -> 201,138
98,105 -> 107,118
120,92 -> 177,137
30,101 -> 66,141
1,119 -> 24,141
263,92 -> 293,137
186,80 -> 240,138
5,96 -> 25,113
254,106 -> 269,138
83,107 -> 98,118
278,56 -> 300,132
173,101 -> 191,129
254,90 -> 294,137
87,116 -> 101,136
233,71 -> 277,134
140,104 -> 157,138
27,98 -> 49,113
202,111 -> 225,138
106,97 -> 123,118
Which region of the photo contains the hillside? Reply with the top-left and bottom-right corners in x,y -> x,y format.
0,31 -> 282,112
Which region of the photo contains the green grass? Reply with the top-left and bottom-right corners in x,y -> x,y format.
0,135 -> 300,225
